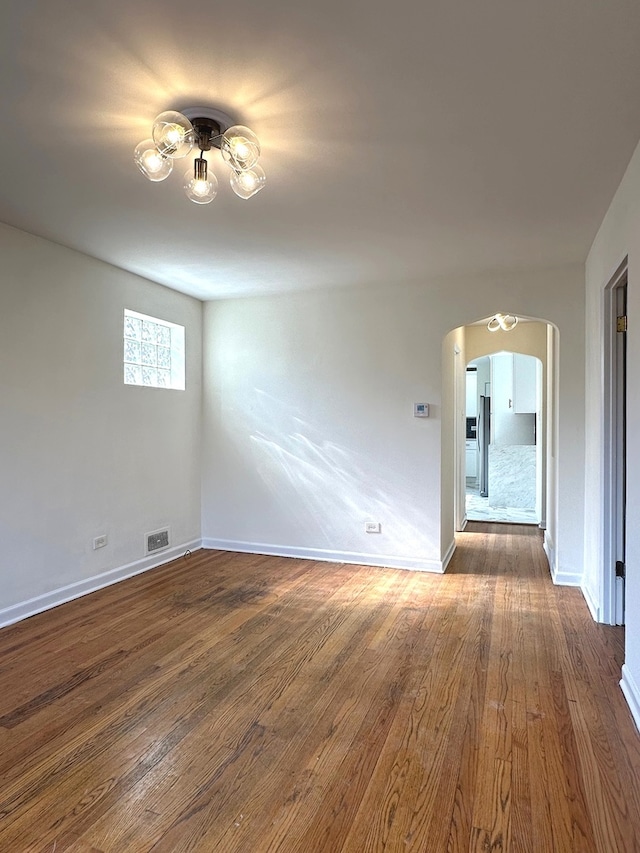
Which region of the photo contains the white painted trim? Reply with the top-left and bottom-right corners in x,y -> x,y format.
551,569 -> 582,587
441,539 -> 457,572
544,530 -> 582,586
201,538 -> 446,573
620,665 -> 640,733
581,583 -> 601,622
601,259 -> 628,626
543,530 -> 555,574
0,539 -> 202,629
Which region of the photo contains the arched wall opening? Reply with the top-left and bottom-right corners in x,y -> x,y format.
442,315 -> 560,577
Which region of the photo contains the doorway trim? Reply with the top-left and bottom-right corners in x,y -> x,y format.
602,258 -> 628,626
453,344 -> 467,531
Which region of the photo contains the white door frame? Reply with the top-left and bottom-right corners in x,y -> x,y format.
602,258 -> 627,625
448,318 -> 560,578
454,344 -> 467,531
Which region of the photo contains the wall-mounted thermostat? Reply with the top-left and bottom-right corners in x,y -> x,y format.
414,403 -> 429,418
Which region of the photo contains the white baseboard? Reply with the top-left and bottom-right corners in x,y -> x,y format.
543,531 -> 555,574
544,532 -> 581,586
0,539 -> 202,629
581,582 -> 601,622
620,665 -> 640,733
441,539 -> 456,571
201,538 -> 446,573
551,569 -> 582,587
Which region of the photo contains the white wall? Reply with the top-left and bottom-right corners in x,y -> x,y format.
202,288 -> 447,572
0,223 -> 202,625
201,266 -> 584,582
585,136 -> 640,728
466,321 -> 548,364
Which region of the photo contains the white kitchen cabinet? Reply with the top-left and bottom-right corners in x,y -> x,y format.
512,354 -> 537,414
465,440 -> 477,480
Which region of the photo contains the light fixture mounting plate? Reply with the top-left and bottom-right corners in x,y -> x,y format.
182,107 -> 234,130
180,107 -> 236,151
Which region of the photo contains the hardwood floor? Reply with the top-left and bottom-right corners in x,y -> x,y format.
1,523 -> 639,852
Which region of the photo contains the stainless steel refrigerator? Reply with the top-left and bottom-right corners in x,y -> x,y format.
478,395 -> 491,497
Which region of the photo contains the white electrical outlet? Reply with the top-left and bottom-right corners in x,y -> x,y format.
365,521 -> 381,534
93,534 -> 107,550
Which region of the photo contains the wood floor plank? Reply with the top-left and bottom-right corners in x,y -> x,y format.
205,572 -> 416,853
1,525 -> 640,852
342,566 -> 490,852
124,568 -> 407,852
342,605 -> 462,850
2,561 -> 361,848
54,563 -> 396,851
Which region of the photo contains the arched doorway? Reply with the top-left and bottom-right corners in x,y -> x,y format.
443,313 -> 558,570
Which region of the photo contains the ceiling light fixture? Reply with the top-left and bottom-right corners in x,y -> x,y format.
134,107 -> 265,205
487,313 -> 518,332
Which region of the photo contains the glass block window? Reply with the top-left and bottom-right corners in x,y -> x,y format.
124,309 -> 185,390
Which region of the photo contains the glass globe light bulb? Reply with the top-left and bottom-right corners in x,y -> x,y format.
229,164 -> 266,199
134,138 -> 173,181
152,111 -> 194,159
183,161 -> 218,204
221,125 -> 260,170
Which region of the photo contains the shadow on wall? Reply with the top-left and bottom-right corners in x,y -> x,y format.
237,389 -> 435,556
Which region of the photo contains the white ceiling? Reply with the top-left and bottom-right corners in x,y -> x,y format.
2,0 -> 640,300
